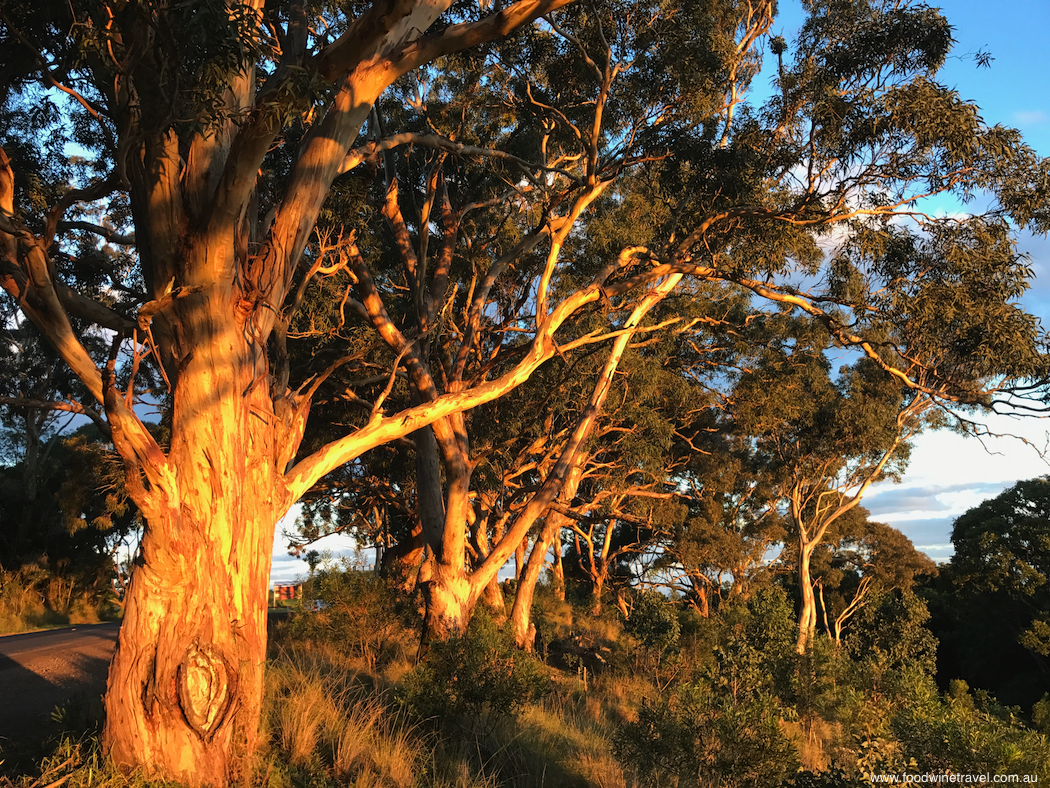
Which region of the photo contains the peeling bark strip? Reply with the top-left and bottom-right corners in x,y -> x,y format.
177,644 -> 236,741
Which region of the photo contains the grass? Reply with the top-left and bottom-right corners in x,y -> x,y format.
1,634 -> 632,788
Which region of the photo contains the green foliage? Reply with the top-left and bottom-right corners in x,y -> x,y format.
951,478 -> 1050,598
845,590 -> 938,680
623,589 -> 680,655
891,673 -> 1050,777
401,611 -> 547,720
616,683 -> 799,788
786,769 -> 867,788
713,585 -> 798,700
1034,694 -> 1050,735
0,422 -> 139,631
614,586 -> 804,785
931,478 -> 1050,708
283,566 -> 408,671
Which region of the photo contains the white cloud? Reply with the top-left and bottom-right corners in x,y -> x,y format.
864,409 -> 1050,562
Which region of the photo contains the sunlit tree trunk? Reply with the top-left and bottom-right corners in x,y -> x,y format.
551,528 -> 566,601
796,541 -> 817,653
420,275 -> 682,642
510,460 -> 584,649
103,288 -> 303,784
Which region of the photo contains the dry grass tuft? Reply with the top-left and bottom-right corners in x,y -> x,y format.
266,646 -> 422,785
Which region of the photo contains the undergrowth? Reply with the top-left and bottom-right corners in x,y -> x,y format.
5,577 -> 1050,787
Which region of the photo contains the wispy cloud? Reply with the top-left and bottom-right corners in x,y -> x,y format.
865,481 -> 1009,518
1014,110 -> 1049,126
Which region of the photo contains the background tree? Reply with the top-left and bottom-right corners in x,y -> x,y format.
931,478 -> 1050,709
727,317 -> 929,652
0,423 -> 139,628
810,515 -> 937,645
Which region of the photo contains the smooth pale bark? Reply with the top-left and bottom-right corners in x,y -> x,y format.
831,574 -> 873,645
795,542 -> 818,653
510,460 -> 584,649
420,273 -> 682,642
791,429 -> 915,654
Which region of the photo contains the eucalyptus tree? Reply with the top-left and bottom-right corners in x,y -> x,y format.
728,320 -> 933,653
1,0 -> 1049,782
809,515 -> 936,645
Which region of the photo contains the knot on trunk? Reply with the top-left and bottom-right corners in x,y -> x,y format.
177,642 -> 236,741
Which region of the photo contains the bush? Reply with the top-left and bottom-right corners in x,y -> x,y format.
615,683 -> 799,788
845,590 -> 937,681
623,589 -> 680,656
890,671 -> 1050,777
284,565 -> 407,670
713,585 -> 798,702
401,610 -> 548,719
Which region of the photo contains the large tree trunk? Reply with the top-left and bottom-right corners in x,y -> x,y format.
103,289 -> 301,785
422,561 -> 474,641
104,506 -> 274,783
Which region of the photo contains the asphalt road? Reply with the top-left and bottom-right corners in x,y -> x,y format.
0,621 -> 119,773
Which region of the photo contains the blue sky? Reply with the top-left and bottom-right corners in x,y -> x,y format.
271,0 -> 1050,584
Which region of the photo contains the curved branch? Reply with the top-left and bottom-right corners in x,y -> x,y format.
57,220 -> 136,246
393,0 -> 578,77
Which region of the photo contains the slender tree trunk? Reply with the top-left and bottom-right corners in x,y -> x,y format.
591,569 -> 605,616
510,461 -> 584,649
817,580 -> 832,639
420,414 -> 476,640
421,273 -> 682,642
551,527 -> 565,601
693,580 -> 710,618
796,542 -> 817,654
514,539 -> 526,580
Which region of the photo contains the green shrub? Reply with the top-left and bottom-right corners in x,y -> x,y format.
623,588 -> 680,655
845,590 -> 937,680
713,585 -> 798,702
401,610 -> 547,719
615,683 -> 799,788
890,671 -> 1050,777
786,768 -> 867,788
1034,694 -> 1050,734
284,565 -> 407,670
